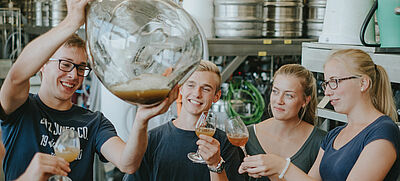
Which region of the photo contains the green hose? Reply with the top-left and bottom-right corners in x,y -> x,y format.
225,80 -> 265,125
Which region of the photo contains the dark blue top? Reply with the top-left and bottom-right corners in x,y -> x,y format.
124,121 -> 245,181
320,115 -> 400,181
1,94 -> 117,180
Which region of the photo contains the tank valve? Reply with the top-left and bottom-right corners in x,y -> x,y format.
395,7 -> 400,15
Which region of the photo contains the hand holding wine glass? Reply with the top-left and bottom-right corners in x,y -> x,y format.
16,152 -> 70,181
187,111 -> 217,164
48,129 -> 80,181
225,116 -> 249,156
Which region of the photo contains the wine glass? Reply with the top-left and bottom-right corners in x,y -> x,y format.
48,129 -> 80,181
187,111 -> 217,164
225,116 -> 249,156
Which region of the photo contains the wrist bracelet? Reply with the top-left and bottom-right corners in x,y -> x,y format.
208,158 -> 225,173
278,157 -> 291,179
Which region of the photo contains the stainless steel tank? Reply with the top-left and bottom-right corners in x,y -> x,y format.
22,1 -> 30,21
33,0 -> 43,26
262,1 -> 303,38
42,0 -> 50,26
214,0 -> 263,38
306,0 -> 326,37
26,0 -> 33,25
50,0 -> 66,27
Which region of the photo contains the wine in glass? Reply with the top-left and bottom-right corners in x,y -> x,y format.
48,129 -> 80,181
187,111 -> 217,164
225,116 -> 249,156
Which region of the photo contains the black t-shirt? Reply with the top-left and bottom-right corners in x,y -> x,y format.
1,94 -> 117,180
124,121 -> 245,181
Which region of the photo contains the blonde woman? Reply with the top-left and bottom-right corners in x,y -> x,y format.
244,64 -> 326,181
239,49 -> 400,181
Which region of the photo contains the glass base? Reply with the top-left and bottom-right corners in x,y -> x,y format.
48,175 -> 72,181
187,152 -> 206,164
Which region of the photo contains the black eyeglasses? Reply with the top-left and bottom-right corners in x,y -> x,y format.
49,58 -> 91,77
321,75 -> 361,91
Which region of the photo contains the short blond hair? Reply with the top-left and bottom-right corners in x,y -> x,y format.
63,34 -> 85,49
196,60 -> 221,92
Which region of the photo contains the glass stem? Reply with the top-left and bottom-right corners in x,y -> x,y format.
240,146 -> 248,157
195,149 -> 203,158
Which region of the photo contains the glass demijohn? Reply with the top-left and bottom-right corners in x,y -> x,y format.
86,0 -> 204,105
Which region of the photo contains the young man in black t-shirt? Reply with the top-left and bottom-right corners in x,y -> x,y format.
124,60 -> 244,181
0,0 -> 177,180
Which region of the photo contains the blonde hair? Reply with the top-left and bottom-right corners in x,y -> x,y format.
326,49 -> 398,122
63,34 -> 85,49
196,60 -> 221,92
273,64 -> 318,125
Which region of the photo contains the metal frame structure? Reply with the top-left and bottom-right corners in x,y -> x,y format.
208,38 -> 317,82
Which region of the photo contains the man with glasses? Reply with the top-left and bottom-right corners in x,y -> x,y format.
0,0 -> 177,180
48,58 -> 92,77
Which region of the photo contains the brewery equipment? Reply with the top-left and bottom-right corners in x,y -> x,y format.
360,0 -> 400,48
319,0 -> 375,45
263,0 -> 304,38
214,0 -> 263,38
86,0 -> 204,105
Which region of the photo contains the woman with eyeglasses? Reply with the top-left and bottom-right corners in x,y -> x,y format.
239,49 -> 400,181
